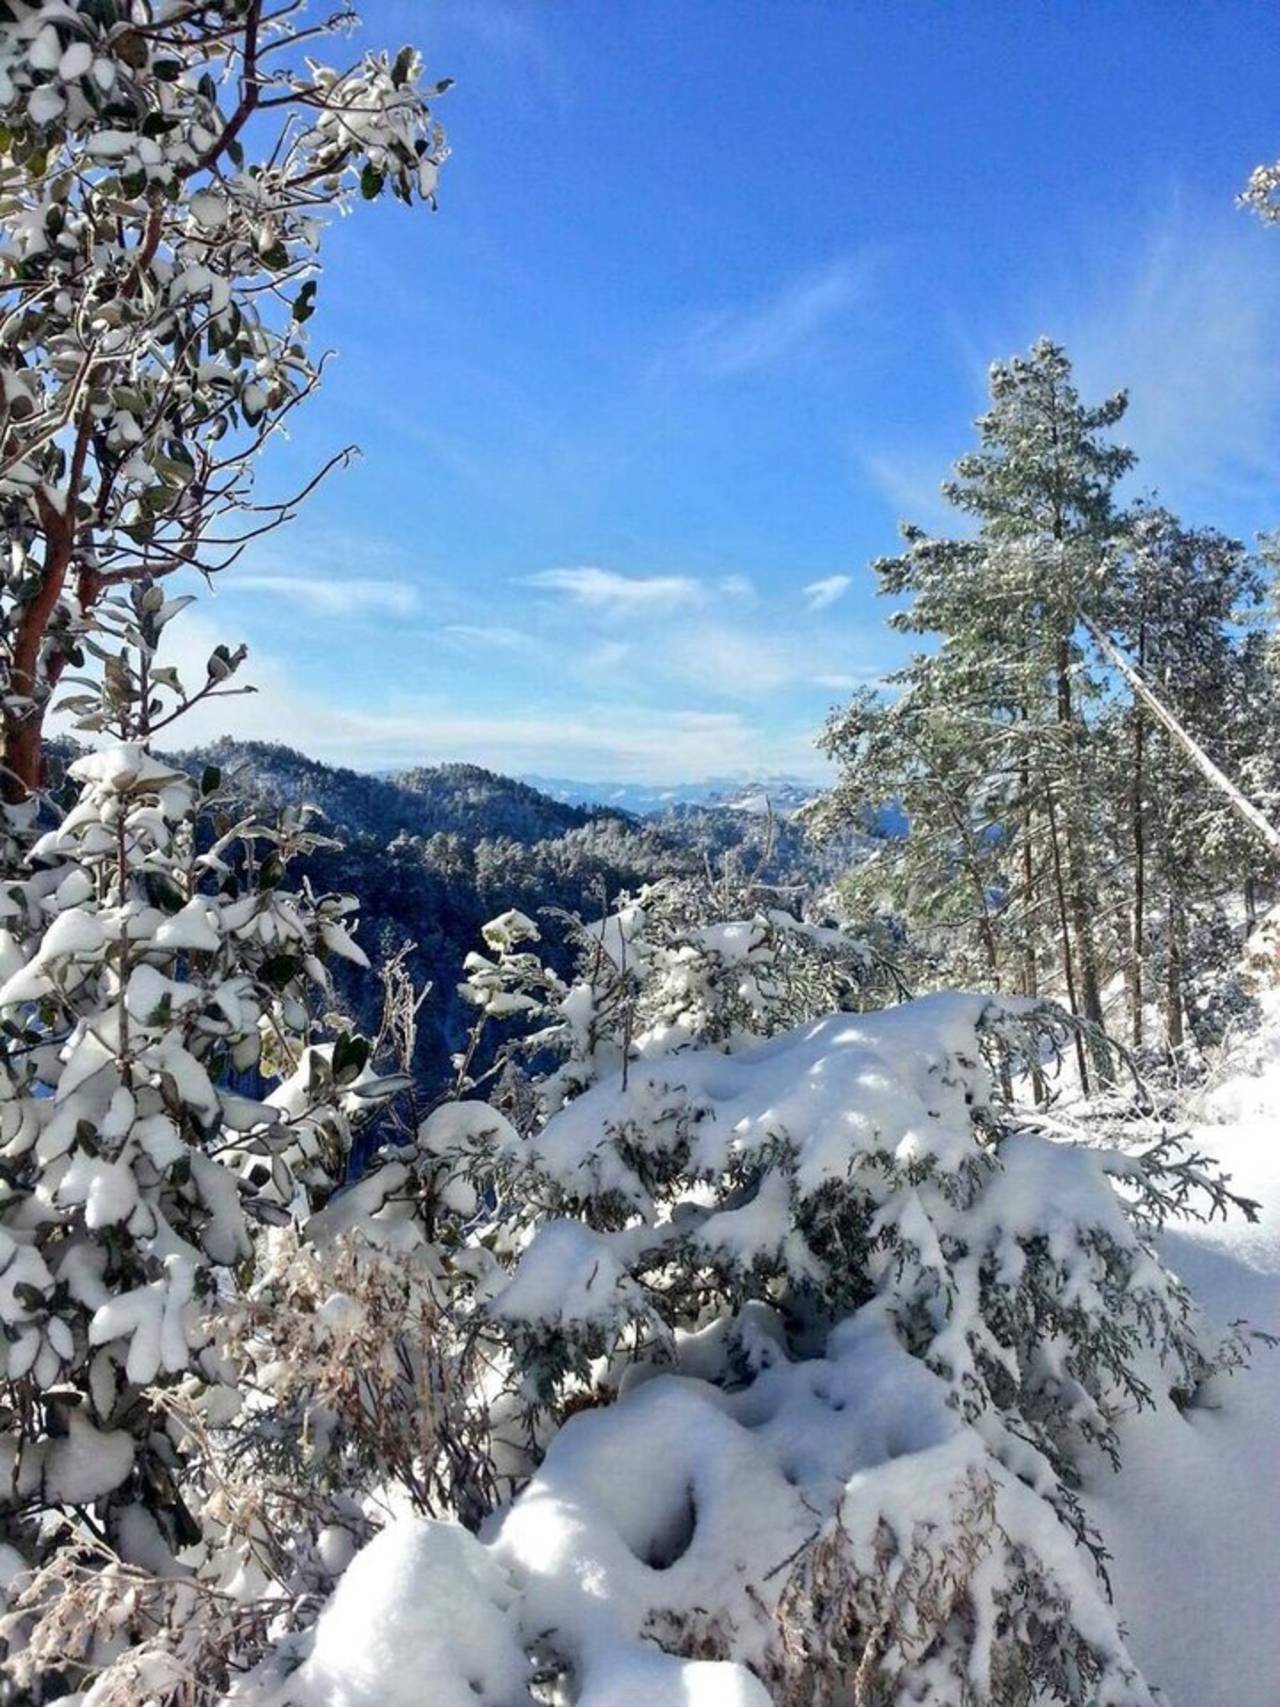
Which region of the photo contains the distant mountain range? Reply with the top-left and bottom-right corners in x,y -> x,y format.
520,774 -> 822,818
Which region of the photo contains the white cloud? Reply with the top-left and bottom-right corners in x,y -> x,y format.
580,639 -> 632,675
526,565 -> 703,614
442,624 -> 533,650
233,574 -> 420,619
717,573 -> 757,605
811,673 -> 859,691
803,574 -> 852,611
70,613 -> 828,783
672,257 -> 873,377
861,449 -> 960,534
945,198 -> 1280,519
662,625 -> 799,695
1059,207 -> 1280,508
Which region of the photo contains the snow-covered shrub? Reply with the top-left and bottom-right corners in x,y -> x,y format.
341,922 -> 1260,1704
455,877 -> 907,1118
0,709 -> 394,1452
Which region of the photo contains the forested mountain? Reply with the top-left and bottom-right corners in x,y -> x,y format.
524,772 -> 820,817
170,741 -> 606,845
159,740 -> 859,1094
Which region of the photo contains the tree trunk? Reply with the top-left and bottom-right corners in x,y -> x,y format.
1165,884 -> 1185,1056
1044,782 -> 1091,1095
1055,637 -> 1109,1084
1130,624 -> 1147,1050
1019,756 -> 1047,1104
1084,613 -> 1280,862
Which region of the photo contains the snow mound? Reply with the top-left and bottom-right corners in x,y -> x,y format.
251,1520 -> 529,1707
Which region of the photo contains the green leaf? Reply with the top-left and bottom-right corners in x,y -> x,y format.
360,163 -> 384,201
292,280 -> 317,323
144,871 -> 186,914
332,1031 -> 370,1086
260,954 -> 301,991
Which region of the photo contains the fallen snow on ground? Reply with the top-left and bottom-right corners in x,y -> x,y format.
1084,1028 -> 1280,1706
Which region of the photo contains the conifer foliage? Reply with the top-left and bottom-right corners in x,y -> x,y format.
812,339 -> 1277,1079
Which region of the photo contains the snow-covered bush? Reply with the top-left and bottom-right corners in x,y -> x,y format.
0,597 -> 403,1364
299,898 -> 1262,1705
455,877 -> 907,1119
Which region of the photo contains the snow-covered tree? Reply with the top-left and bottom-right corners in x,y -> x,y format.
813,341 -> 1133,1089
0,5 -> 452,1691
1100,505 -> 1269,1055
0,0 -> 447,803
814,339 -> 1279,1081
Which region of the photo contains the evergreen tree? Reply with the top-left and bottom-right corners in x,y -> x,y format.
1103,505 -> 1268,1055
816,339 -> 1135,1087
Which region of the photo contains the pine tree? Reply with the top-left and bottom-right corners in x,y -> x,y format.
817,340 -> 1137,1085
1102,505 -> 1268,1055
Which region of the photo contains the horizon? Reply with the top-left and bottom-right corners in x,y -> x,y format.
113,0 -> 1280,782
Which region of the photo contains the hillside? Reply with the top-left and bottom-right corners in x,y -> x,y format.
167,741 -> 607,845
162,741 -> 855,1099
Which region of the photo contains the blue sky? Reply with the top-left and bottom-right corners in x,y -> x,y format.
175,0 -> 1280,781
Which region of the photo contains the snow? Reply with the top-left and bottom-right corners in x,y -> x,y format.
237,972 -> 1280,1703
247,1520 -> 530,1707
1082,1039 -> 1280,1707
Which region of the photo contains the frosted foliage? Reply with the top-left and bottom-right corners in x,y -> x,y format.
0,741 -> 383,1552
455,883 -> 903,1119
0,1 -> 448,806
271,980 -> 1257,1705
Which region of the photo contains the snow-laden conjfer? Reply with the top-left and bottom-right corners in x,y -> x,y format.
238,892 -> 1263,1705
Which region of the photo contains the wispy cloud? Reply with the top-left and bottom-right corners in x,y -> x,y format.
442,623 -> 533,650
581,639 -> 633,675
235,575 -> 420,619
526,565 -> 703,614
1060,205 -> 1280,509
803,574 -> 852,611
81,613 -> 829,783
946,197 -> 1280,520
861,449 -> 960,535
671,257 -> 873,378
717,573 -> 757,605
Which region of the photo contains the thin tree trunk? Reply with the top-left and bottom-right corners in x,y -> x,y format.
1130,615 -> 1147,1050
1085,613 -> 1280,861
1020,749 -> 1047,1104
1166,882 -> 1185,1056
971,871 -> 1013,1101
1045,782 -> 1091,1095
1055,637 -> 1109,1084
